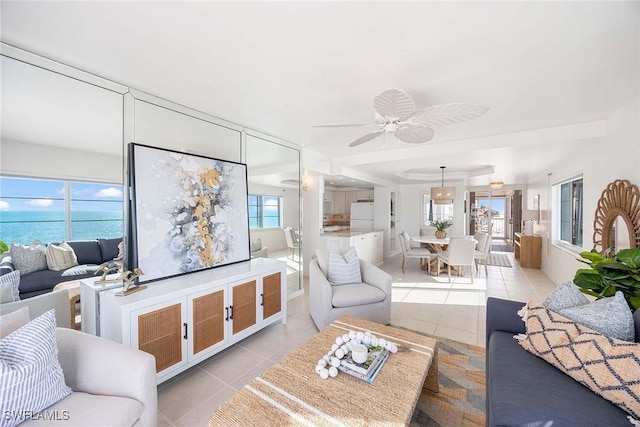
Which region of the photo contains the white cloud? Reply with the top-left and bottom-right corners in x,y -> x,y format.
94,187 -> 123,198
264,199 -> 279,206
27,198 -> 54,207
0,201 -> 9,210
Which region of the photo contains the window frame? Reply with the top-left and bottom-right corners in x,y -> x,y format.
421,193 -> 453,226
0,175 -> 123,244
552,174 -> 584,253
248,193 -> 283,230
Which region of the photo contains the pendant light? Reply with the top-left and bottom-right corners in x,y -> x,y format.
431,166 -> 455,205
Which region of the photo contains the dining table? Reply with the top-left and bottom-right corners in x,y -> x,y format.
410,235 -> 475,275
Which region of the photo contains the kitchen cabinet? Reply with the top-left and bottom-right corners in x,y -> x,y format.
333,191 -> 346,213
320,231 -> 383,265
345,191 -> 359,210
92,258 -> 286,383
323,190 -> 334,203
356,190 -> 374,200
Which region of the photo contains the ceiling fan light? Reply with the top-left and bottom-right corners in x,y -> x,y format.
431,186 -> 456,204
490,181 -> 504,190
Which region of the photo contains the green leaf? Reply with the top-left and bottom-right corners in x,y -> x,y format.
578,251 -> 606,263
629,296 -> 640,311
616,248 -> 640,269
573,273 -> 604,290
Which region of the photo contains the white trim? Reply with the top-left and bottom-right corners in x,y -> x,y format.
1,42 -> 128,94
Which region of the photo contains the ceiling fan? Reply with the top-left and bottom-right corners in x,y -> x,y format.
314,88 -> 489,147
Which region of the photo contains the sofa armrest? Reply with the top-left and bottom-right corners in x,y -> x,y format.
486,297 -> 526,347
0,289 -> 71,328
56,328 -> 157,427
359,259 -> 392,297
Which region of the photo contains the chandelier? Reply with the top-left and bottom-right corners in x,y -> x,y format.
489,181 -> 504,190
431,166 -> 455,205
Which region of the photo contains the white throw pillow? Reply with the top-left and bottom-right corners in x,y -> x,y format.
0,306 -> 30,339
328,247 -> 362,285
0,270 -> 20,303
46,242 -> 79,271
0,310 -> 72,427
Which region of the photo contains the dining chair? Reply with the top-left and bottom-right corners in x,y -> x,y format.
399,231 -> 435,273
283,227 -> 300,260
474,234 -> 492,275
437,238 -> 477,283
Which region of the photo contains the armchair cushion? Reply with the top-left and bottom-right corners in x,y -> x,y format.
332,283 -> 386,308
328,247 -> 362,285
0,310 -> 72,427
0,306 -> 29,339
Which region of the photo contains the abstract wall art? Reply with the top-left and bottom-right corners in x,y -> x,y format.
128,143 -> 250,283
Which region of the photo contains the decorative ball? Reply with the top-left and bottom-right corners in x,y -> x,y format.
390,344 -> 398,354
356,332 -> 364,341
315,364 -> 324,374
331,357 -> 341,367
335,336 -> 344,346
329,367 -> 338,377
335,349 -> 345,359
342,334 -> 350,343
371,337 -> 379,347
385,342 -> 393,351
331,343 -> 339,351
340,344 -> 349,354
318,359 -> 327,367
319,368 -> 329,379
348,331 -> 356,340
364,331 -> 372,337
323,355 -> 331,362
378,338 -> 387,347
345,342 -> 352,352
362,336 -> 371,346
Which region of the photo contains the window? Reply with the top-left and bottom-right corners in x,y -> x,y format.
554,176 -> 583,248
422,194 -> 453,225
0,176 -> 123,244
248,194 -> 282,229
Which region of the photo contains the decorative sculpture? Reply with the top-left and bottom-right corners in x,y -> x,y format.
115,268 -> 146,296
95,241 -> 124,282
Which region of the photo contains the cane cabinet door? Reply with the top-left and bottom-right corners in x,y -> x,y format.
261,272 -> 282,321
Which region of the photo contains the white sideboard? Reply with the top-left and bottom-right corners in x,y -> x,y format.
80,258 -> 286,383
319,230 -> 384,265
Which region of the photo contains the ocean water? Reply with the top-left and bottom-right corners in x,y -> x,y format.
0,211 -> 123,245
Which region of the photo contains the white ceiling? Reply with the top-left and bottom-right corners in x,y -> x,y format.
1,1 -> 638,188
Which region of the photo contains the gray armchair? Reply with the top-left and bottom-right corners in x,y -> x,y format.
309,256 -> 391,330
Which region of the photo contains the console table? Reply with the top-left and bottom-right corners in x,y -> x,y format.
81,258 -> 287,383
514,233 -> 542,268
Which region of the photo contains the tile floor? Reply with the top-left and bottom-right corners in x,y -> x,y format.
157,247 -> 558,426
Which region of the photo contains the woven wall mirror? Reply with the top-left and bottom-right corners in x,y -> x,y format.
593,179 -> 640,253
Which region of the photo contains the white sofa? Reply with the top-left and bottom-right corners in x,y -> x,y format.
309,257 -> 391,330
1,291 -> 158,427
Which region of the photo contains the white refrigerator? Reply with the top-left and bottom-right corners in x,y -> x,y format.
350,202 -> 374,231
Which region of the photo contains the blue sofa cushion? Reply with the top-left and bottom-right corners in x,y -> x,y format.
66,240 -> 103,265
98,238 -> 122,262
487,331 -> 631,426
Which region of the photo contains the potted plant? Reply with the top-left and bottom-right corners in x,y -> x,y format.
573,247 -> 640,312
0,240 -> 7,254
431,220 -> 452,239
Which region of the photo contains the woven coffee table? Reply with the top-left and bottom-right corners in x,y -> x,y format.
209,315 -> 438,426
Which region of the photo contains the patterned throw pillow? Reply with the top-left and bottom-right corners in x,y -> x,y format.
518,303 -> 640,420
0,310 -> 72,427
558,292 -> 635,341
0,270 -> 20,303
45,242 -> 78,271
542,281 -> 590,311
328,247 -> 362,285
9,243 -> 47,275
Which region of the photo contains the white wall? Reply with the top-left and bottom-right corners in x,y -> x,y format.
532,95 -> 640,285
247,182 -> 299,251
0,139 -> 122,183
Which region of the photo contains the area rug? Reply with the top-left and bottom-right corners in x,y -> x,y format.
491,242 -> 513,253
407,333 -> 486,427
486,253 -> 512,268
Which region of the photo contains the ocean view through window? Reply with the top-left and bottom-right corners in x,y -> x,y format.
0,176 -> 123,244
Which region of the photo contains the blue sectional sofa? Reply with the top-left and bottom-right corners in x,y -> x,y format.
486,297 -> 640,426
1,238 -> 122,299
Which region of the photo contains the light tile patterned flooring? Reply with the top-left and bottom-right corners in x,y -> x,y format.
157,248 -> 558,426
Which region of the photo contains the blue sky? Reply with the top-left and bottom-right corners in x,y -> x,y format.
0,176 -> 123,212
476,197 -> 506,215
